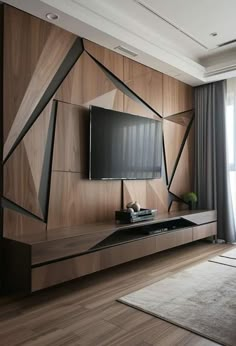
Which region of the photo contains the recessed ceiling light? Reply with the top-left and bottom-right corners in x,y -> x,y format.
210,32 -> 218,37
46,13 -> 59,20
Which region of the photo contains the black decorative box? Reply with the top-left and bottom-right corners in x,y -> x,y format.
115,208 -> 157,224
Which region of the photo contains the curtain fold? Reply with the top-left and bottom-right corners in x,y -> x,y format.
194,80 -> 235,243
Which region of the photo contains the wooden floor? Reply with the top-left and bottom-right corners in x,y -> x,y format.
0,241 -> 234,346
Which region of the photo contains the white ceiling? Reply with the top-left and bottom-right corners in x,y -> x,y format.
3,0 -> 236,86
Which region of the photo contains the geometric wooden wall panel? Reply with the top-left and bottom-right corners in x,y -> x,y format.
52,102 -> 89,173
37,101 -> 58,222
123,180 -> 147,209
89,53 -> 162,120
163,119 -> 187,181
169,123 -> 194,199
3,101 -> 55,221
123,179 -> 168,213
164,110 -> 193,126
84,40 -> 162,117
3,140 -> 44,219
163,75 -> 193,117
55,51 -> 124,112
146,179 -> 168,213
2,6 -> 195,239
23,101 -> 52,198
3,5 -> 51,142
123,57 -> 163,117
3,209 -> 46,239
47,172 -> 122,229
123,93 -> 157,119
84,39 -> 124,80
3,24 -> 77,162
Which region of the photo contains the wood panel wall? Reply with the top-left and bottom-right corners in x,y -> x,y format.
2,5 -> 194,237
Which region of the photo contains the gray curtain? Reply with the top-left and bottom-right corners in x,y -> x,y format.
194,80 -> 236,243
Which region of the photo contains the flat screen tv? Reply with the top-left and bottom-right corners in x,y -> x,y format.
89,106 -> 162,180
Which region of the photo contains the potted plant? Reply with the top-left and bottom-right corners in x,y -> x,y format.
183,192 -> 198,210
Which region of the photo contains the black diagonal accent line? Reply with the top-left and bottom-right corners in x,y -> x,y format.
168,201 -> 173,212
38,100 -> 58,222
168,192 -> 174,212
162,131 -> 168,185
1,197 -> 45,222
168,191 -> 187,212
168,113 -> 195,190
3,37 -> 84,164
85,50 -> 162,120
165,108 -> 193,119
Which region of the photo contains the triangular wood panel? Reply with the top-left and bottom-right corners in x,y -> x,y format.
3,209 -> 46,238
146,179 -> 168,213
169,124 -> 194,198
3,102 -> 53,219
123,57 -> 163,117
3,141 -> 44,219
165,110 -> 193,126
52,102 -> 89,173
23,100 -> 52,196
123,91 -> 158,119
3,6 -> 51,142
3,23 -> 76,161
47,172 -> 121,229
123,179 -> 168,213
55,51 -> 124,112
163,75 -> 193,117
84,39 -> 124,81
123,180 -> 147,208
163,119 -> 187,181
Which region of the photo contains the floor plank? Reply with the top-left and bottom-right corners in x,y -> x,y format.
0,241 -> 233,345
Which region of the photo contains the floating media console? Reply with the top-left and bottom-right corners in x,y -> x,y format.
3,210 -> 217,293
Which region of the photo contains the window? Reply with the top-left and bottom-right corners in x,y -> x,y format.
226,80 -> 236,216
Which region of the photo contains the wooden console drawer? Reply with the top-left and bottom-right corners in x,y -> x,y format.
31,237 -> 157,291
156,228 -> 192,251
192,222 -> 217,241
31,227 -> 193,291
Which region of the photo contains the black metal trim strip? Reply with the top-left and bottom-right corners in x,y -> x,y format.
162,131 -> 168,185
121,179 -> 124,209
38,100 -> 58,222
164,108 -> 193,119
3,37 -> 84,164
168,191 -> 187,212
85,49 -> 163,120
168,113 -> 195,189
168,200 -> 173,212
1,197 -> 45,222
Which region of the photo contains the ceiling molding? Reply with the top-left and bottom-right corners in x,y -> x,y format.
134,0 -> 208,50
3,0 -> 236,85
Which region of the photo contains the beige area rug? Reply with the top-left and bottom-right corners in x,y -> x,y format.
220,247 -> 236,260
209,256 -> 236,268
118,261 -> 236,346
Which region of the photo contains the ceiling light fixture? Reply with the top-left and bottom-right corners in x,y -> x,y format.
46,13 -> 59,20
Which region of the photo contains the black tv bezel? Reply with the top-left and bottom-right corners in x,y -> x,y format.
89,106 -> 163,180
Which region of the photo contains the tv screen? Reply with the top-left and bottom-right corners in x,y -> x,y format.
89,106 -> 162,180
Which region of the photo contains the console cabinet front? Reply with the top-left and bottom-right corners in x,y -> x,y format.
193,222 -> 217,241
3,210 -> 217,293
32,227 -> 193,291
